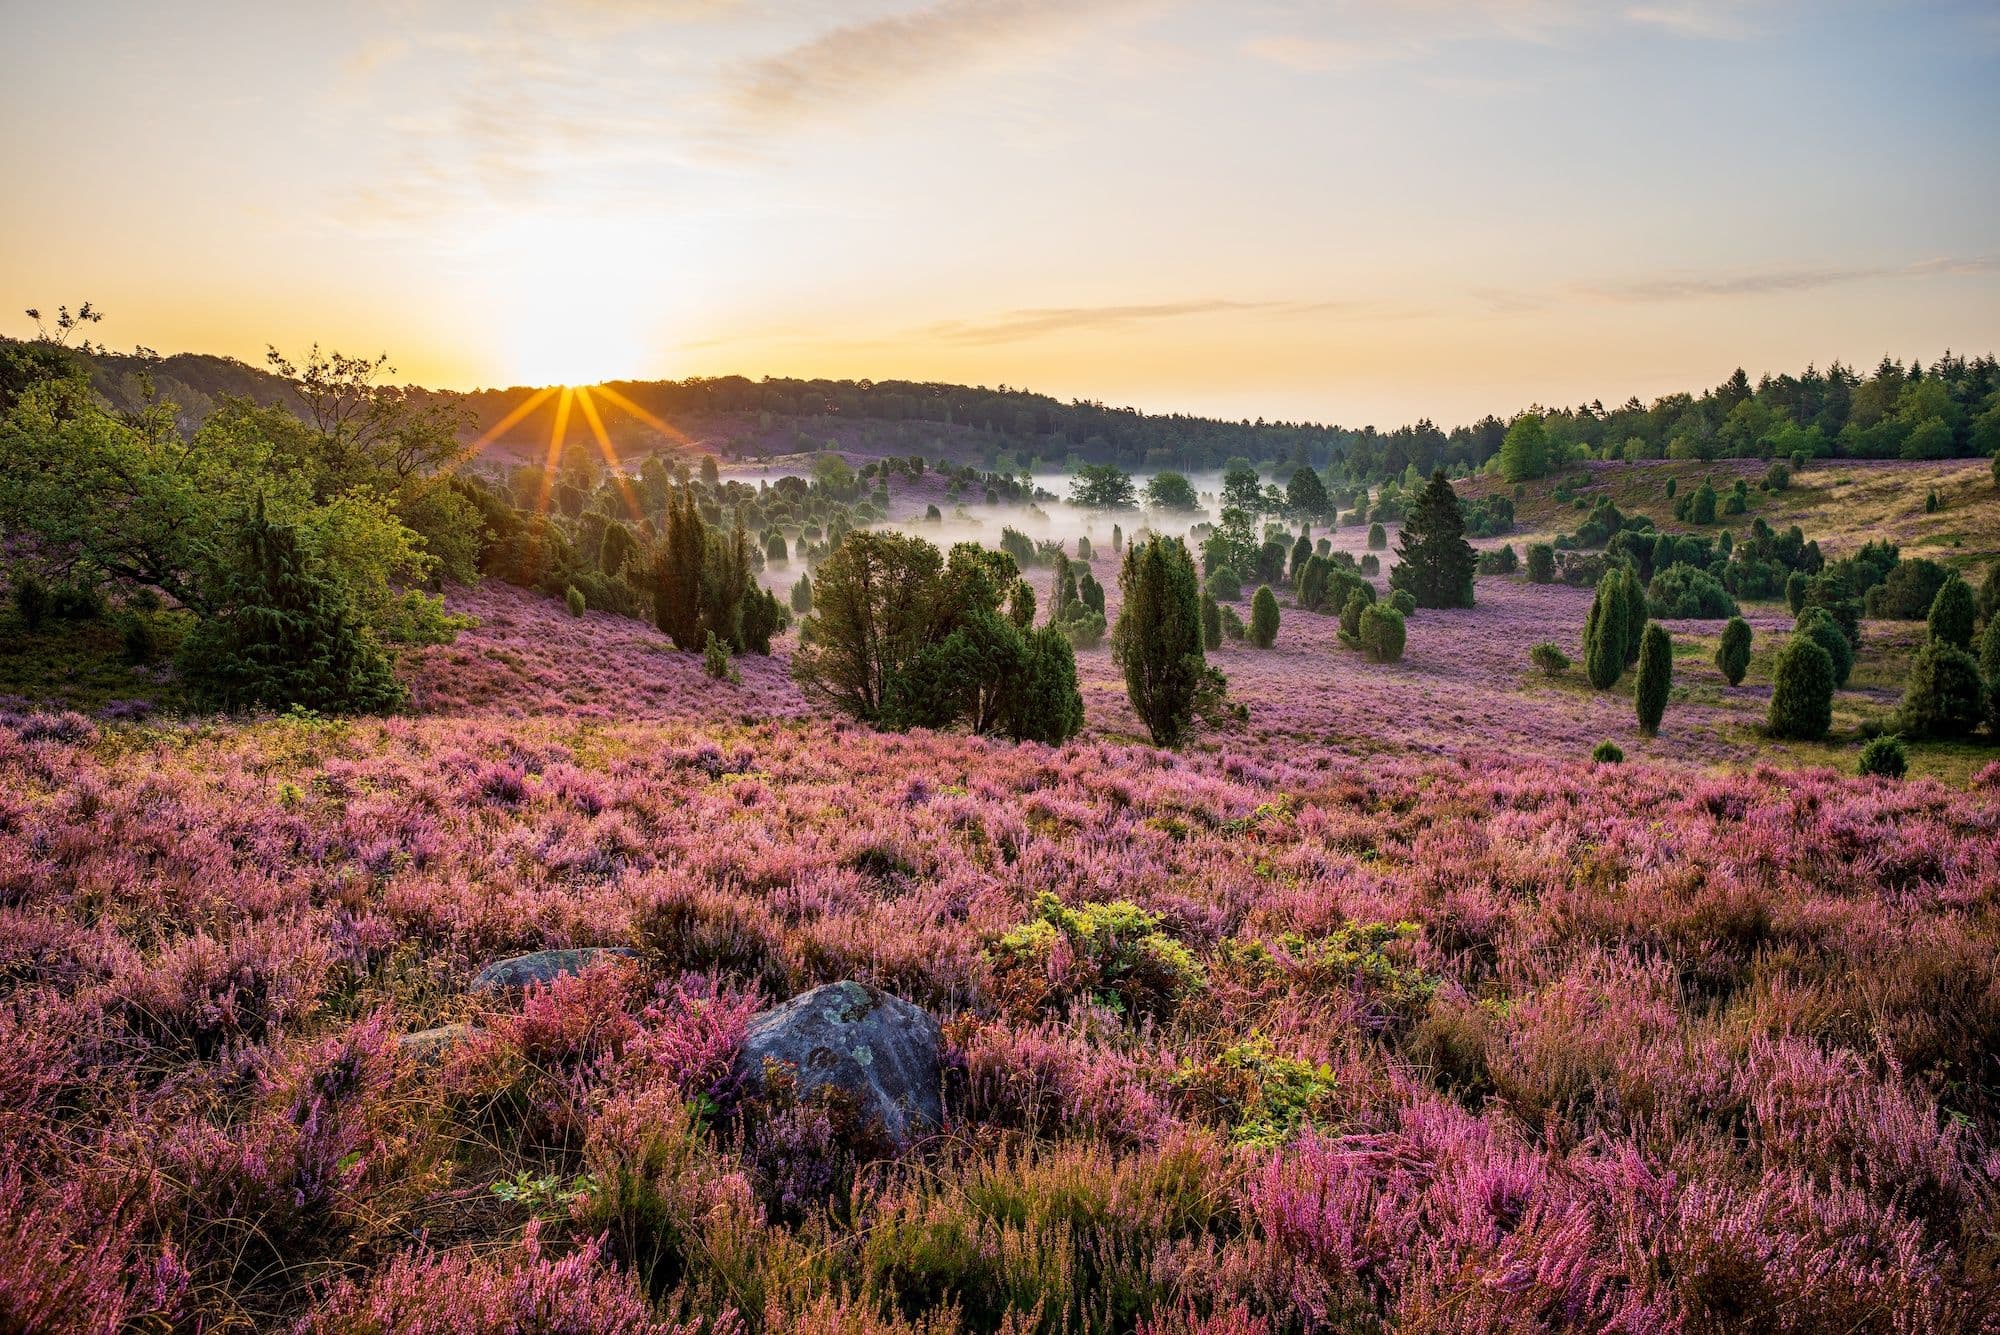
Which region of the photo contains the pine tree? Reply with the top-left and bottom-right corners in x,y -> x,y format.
1112,536 -> 1219,747
1634,624 -> 1671,735
1389,470 -> 1476,609
652,486 -> 706,650
179,498 -> 404,716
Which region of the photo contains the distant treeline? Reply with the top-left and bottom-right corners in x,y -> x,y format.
30,340 -> 2000,482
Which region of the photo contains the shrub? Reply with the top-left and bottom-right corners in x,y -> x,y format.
1388,588 -> 1416,616
1200,592 -> 1221,650
1982,614 -> 2000,681
1768,635 -> 1835,740
1249,585 -> 1279,648
1896,640 -> 1984,740
1688,480 -> 1717,524
179,501 -> 405,716
1716,616 -> 1751,685
565,585 -> 586,617
119,612 -> 156,665
11,569 -> 49,629
1785,571 -> 1808,613
791,573 -> 812,614
702,630 -> 737,682
1476,543 -> 1518,575
1592,739 -> 1623,763
1205,566 -> 1241,602
1583,572 -> 1626,689
1366,522 -> 1387,550
1794,607 -> 1853,688
1221,605 -> 1245,640
1530,642 -> 1569,676
1358,604 -> 1406,662
1338,588 -> 1371,640
1647,563 -> 1738,619
1979,563 -> 2000,623
1865,557 -> 1951,620
990,892 -> 1204,1020
1113,535 -> 1225,747
1525,543 -> 1555,584
1858,735 -> 1908,779
1634,624 -> 1671,735
1762,460 -> 1791,491
1926,575 -> 1975,649
1358,552 -> 1379,575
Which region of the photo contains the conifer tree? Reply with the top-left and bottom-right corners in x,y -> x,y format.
1716,616 -> 1751,685
1112,536 -> 1220,747
652,486 -> 706,650
1583,571 -> 1626,689
1619,564 -> 1647,668
1635,624 -> 1671,735
1250,585 -> 1280,648
1389,470 -> 1476,609
180,498 -> 404,715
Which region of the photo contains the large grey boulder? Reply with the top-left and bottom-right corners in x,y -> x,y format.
471,947 -> 640,994
732,981 -> 943,1146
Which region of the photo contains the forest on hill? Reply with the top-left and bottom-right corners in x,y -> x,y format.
20,336 -> 1999,482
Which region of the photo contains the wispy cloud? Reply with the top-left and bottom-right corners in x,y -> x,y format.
1580,256 -> 1999,304
722,0 -> 1149,133
1240,33 -> 1417,72
1623,3 -> 1757,40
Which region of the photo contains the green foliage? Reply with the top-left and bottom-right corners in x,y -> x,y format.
1858,735 -> 1908,779
1926,575 -> 1976,649
1866,557 -> 1951,620
1476,543 -> 1518,575
1338,586 -> 1374,641
1112,536 -> 1225,748
565,585 -> 586,617
1249,585 -> 1280,648
1498,413 -> 1550,481
1525,543 -> 1555,584
119,612 -> 157,665
1366,522 -> 1387,550
1143,471 -> 1198,512
791,573 -> 812,614
1069,463 -> 1137,510
1358,603 -> 1406,663
1716,616 -> 1752,685
1634,624 -> 1672,736
1687,480 -> 1718,525
702,630 -> 736,682
1530,641 -> 1569,676
765,532 -> 788,565
1785,571 -> 1808,614
1389,471 -> 1476,609
1981,615 -> 2000,682
990,892 -> 1204,1020
1768,635 -> 1836,741
1895,640 -> 1984,740
11,569 -> 50,630
1618,564 -> 1647,667
177,500 -> 405,716
738,585 -> 787,655
1794,608 -> 1854,689
1762,460 -> 1791,491
1200,592 -> 1221,651
1583,572 -> 1626,689
1007,627 -> 1086,745
1174,1035 -> 1338,1147
1592,739 -> 1624,763
792,531 -> 945,721
1388,588 -> 1416,616
1647,563 -> 1738,619
1204,566 -> 1240,603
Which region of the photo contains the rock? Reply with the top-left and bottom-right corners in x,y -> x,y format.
471,947 -> 640,995
732,981 -> 943,1147
398,1023 -> 477,1063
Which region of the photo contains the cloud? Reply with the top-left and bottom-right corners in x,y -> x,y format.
1623,4 -> 1756,40
1578,256 -> 1999,304
919,299 -> 1280,344
1241,34 -> 1415,72
721,0 -> 1147,132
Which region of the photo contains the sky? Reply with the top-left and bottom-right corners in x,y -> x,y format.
2,0 -> 1997,428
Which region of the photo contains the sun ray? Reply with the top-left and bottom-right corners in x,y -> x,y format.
591,383 -> 695,448
574,386 -> 645,524
537,386 -> 576,515
444,384 -> 558,476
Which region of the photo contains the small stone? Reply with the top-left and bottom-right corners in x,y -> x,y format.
398,1023 -> 476,1063
732,980 -> 943,1147
471,947 -> 640,994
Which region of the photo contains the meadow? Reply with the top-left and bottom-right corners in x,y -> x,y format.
4,446 -> 1999,1332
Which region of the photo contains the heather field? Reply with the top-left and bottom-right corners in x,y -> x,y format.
6,542 -> 2000,1332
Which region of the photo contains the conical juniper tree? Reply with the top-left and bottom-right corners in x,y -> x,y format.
1635,624 -> 1672,735
1112,535 -> 1224,747
1583,571 -> 1626,689
652,486 -> 706,650
1389,470 -> 1476,609
179,497 -> 404,715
